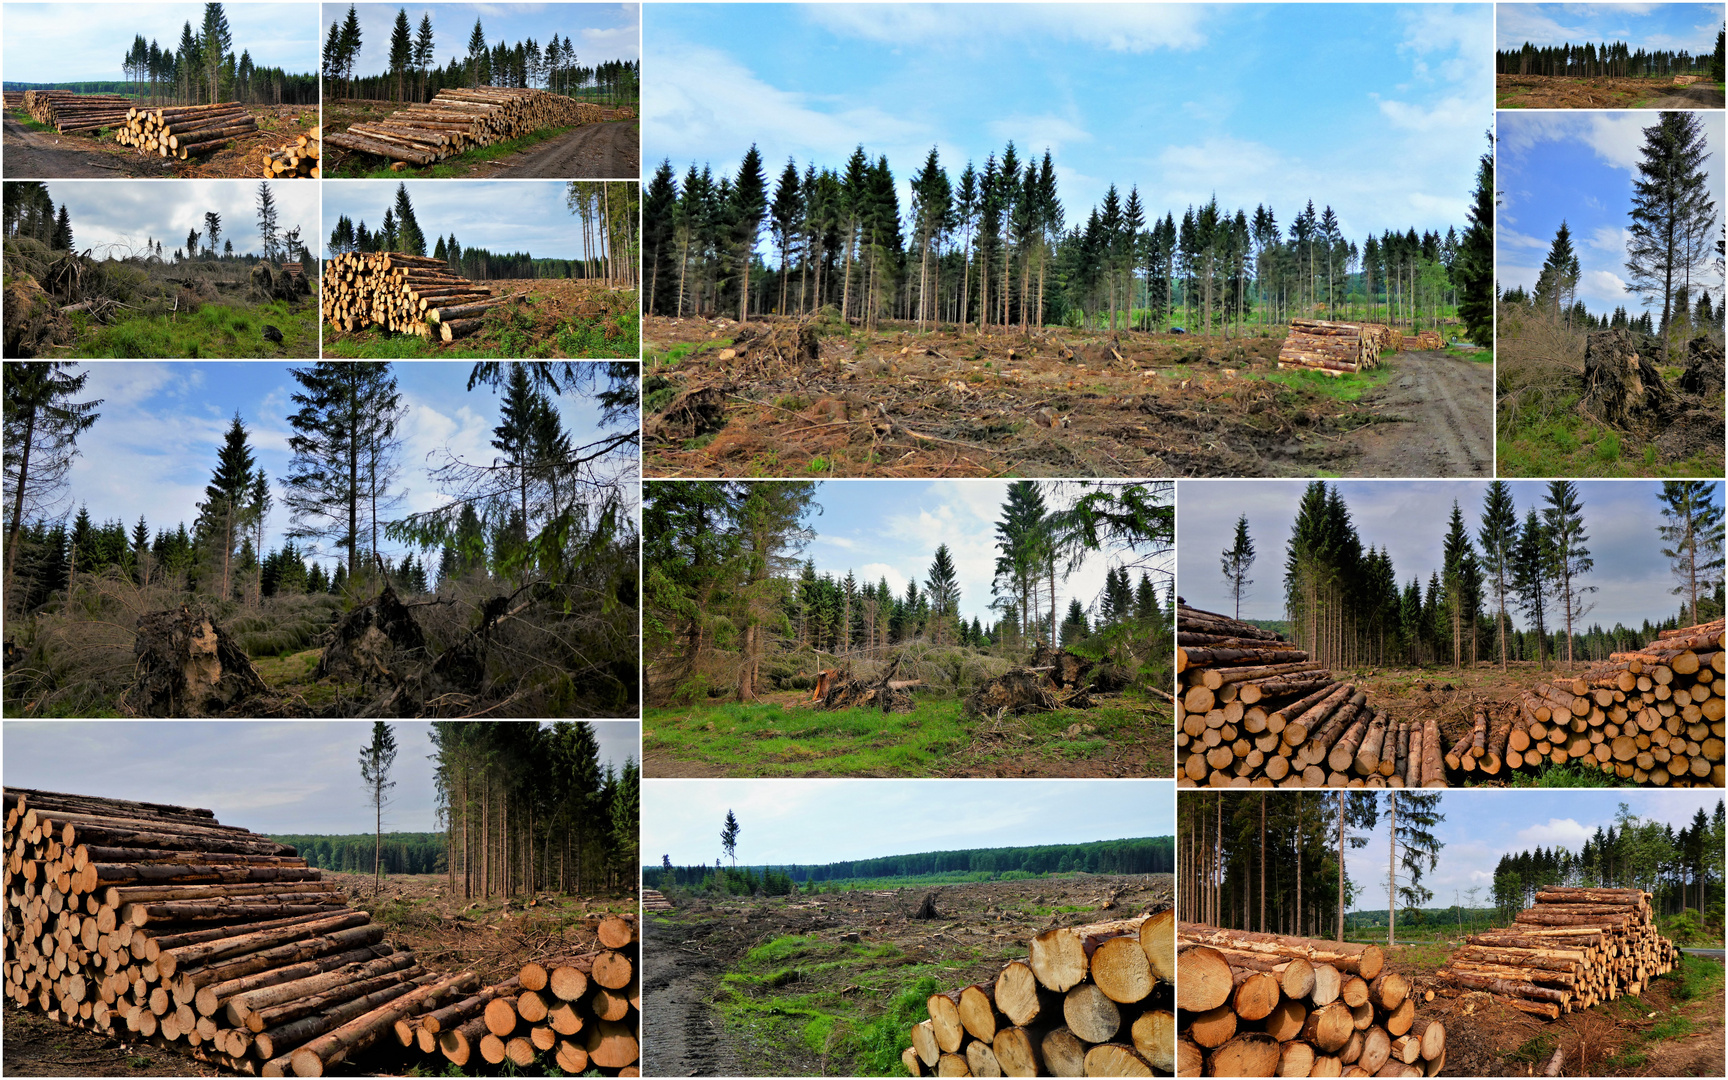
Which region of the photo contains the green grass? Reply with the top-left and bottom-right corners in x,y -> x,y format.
10,109 -> 51,132
646,336 -> 734,369
1497,398 -> 1724,478
1253,361 -> 1398,403
326,301 -> 636,359
63,300 -> 316,358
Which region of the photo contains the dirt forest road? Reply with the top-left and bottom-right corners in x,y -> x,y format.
3,117 -> 166,178
489,120 -> 638,178
641,916 -> 742,1078
1347,350 -> 1493,476
1647,85 -> 1727,108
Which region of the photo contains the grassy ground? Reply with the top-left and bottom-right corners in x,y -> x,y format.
9,109 -> 51,132
62,300 -> 317,358
1254,360 -> 1399,403
1496,396 -> 1722,478
326,291 -> 637,360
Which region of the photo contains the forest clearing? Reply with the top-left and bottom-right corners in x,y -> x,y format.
2,361 -> 640,718
645,480 -> 1173,777
4,100 -> 318,180
4,180 -> 317,359
321,181 -> 639,359
1495,74 -> 1726,109
1494,21 -> 1725,109
642,316 -> 1491,478
1178,789 -> 1724,1075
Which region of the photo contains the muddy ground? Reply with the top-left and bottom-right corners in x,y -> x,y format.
643,873 -> 1174,1077
322,101 -> 637,177
1496,74 -> 1726,109
4,107 -> 318,179
643,316 -> 1491,478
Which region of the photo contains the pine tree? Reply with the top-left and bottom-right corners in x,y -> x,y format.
1656,481 -> 1726,626
194,412 -> 256,600
1542,481 -> 1595,665
3,364 -> 102,599
131,515 -> 150,586
413,14 -> 435,102
388,8 -> 412,102
1439,501 -> 1479,670
358,722 -> 397,898
467,18 -> 486,88
924,544 -> 961,645
51,205 -> 73,252
1477,481 -> 1518,670
1385,791 -> 1444,947
720,809 -> 740,867
392,182 -> 424,256
1625,111 -> 1716,357
1220,514 -> 1256,620
1456,131 -> 1495,346
200,3 -> 231,105
256,181 -> 280,261
1511,509 -> 1552,671
993,481 -> 1049,652
284,363 -> 399,582
1533,220 -> 1580,322
733,145 -> 768,322
338,5 -> 363,97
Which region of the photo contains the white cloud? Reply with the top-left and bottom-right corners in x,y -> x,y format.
1587,225 -> 1630,254
1580,268 -> 1632,307
858,562 -> 910,596
986,114 -> 1093,157
804,4 -> 1210,54
1514,817 -> 1595,849
1499,227 -> 1552,252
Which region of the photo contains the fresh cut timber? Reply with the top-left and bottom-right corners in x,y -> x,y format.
323,87 -> 605,165
321,250 -> 526,341
1276,320 -> 1395,376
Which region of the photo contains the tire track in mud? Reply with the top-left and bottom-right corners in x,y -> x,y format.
1345,350 -> 1492,476
642,916 -> 741,1077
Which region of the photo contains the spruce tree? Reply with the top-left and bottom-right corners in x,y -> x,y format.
3,363 -> 102,598
195,412 -> 256,600
1511,509 -> 1552,670
51,205 -> 73,252
1476,481 -> 1518,670
389,8 -> 412,102
924,544 -> 961,645
1656,481 -> 1726,626
200,3 -> 231,105
467,18 -> 486,88
1625,111 -> 1716,357
1542,480 -> 1595,665
256,181 -> 280,261
733,145 -> 768,322
284,363 -> 399,582
1385,791 -> 1444,947
1220,514 -> 1256,620
358,722 -> 397,898
1456,131 -> 1495,346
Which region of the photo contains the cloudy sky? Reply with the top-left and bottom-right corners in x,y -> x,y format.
54,361 -> 630,571
1497,111 -> 1725,316
1,721 -> 640,834
38,181 -> 318,262
1176,479 -> 1723,631
3,2 -> 320,83
1497,2 -> 1723,53
1339,789 -> 1724,914
782,480 -> 1173,629
323,181 -> 594,262
643,778 -> 1174,867
643,4 -> 1491,248
320,2 -> 639,79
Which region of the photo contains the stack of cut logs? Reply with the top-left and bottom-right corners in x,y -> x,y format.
1276,320 -> 1394,376
4,91 -> 24,111
1177,925 -> 1445,1077
1177,602 -> 1446,788
1473,619 -> 1724,786
115,101 -> 258,158
263,130 -> 320,177
323,87 -> 602,165
1435,887 -> 1677,1020
322,250 -> 521,341
4,787 -> 640,1076
22,90 -> 134,134
1399,330 -> 1443,351
903,908 -> 1177,1076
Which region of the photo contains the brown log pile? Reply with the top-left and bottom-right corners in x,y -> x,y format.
263,130 -> 319,178
22,90 -> 134,133
1176,924 -> 1445,1076
1434,887 -> 1678,1019
903,908 -> 1176,1076
323,87 -> 603,165
114,102 -> 259,158
321,250 -> 525,341
1399,330 -> 1443,351
1276,320 -> 1393,377
1176,602 -> 1446,788
1482,619 -> 1724,786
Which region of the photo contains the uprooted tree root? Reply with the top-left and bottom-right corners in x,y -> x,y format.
812,651 -> 924,713
963,646 -> 1131,719
121,605 -> 268,717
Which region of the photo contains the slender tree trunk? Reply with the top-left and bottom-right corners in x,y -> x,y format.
1387,795 -> 1397,947
5,412 -> 38,596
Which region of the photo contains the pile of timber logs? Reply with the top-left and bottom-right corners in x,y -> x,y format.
1177,602 -> 1446,788
322,250 -> 522,341
4,786 -> 640,1077
903,908 -> 1177,1076
23,90 -> 134,134
642,888 -> 673,912
263,131 -> 319,177
324,87 -> 602,165
1276,320 -> 1393,376
1399,330 -> 1443,351
114,101 -> 257,158
1177,925 -> 1445,1077
4,91 -> 25,111
1434,887 -> 1678,1019
1470,619 -> 1724,786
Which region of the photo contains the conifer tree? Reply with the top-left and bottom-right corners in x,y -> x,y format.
1511,509 -> 1552,670
1456,131 -> 1496,345
1385,791 -> 1444,947
256,181 -> 280,261
1542,480 -> 1595,665
1477,481 -> 1518,670
389,8 -> 412,102
1656,481 -> 1725,626
924,543 -> 961,645
1625,111 -> 1717,357
733,145 -> 768,322
358,722 -> 397,898
284,363 -> 399,581
200,2 -> 231,105
1220,514 -> 1256,620
195,412 -> 256,600
4,364 -> 102,598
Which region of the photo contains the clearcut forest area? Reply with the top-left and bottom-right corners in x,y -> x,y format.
641,837 -> 1174,1077
2,3 -> 318,179
1495,29 -> 1726,108
642,139 -> 1495,478
4,180 -> 317,358
1178,790 -> 1724,1077
644,480 -> 1175,778
1496,112 -> 1724,478
321,181 -> 639,359
2,361 -> 640,718
1176,479 -> 1726,788
319,5 -> 638,178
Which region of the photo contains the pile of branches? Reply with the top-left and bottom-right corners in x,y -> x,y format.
812,651 -> 923,713
961,644 -> 1129,719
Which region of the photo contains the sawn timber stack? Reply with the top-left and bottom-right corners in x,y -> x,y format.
22,90 -> 133,134
1177,601 -> 1447,788
902,906 -> 1177,1076
322,250 -> 524,341
115,101 -> 259,158
1434,887 -> 1678,1019
323,87 -> 603,165
1178,925 -> 1446,1076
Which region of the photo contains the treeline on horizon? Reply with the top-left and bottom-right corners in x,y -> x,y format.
6,180 -> 313,268
322,4 -> 637,105
268,831 -> 444,875
104,2 -> 317,106
1263,479 -> 1724,671
1496,32 -> 1725,78
644,835 -> 1175,889
643,137 -> 1494,344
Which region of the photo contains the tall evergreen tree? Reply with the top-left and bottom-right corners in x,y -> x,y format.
388,8 -> 412,102
993,481 -> 1049,651
1625,111 -> 1717,357
1477,481 -> 1518,670
3,364 -> 102,599
733,145 -> 768,322
200,3 -> 232,105
1510,509 -> 1552,670
924,543 -> 961,645
1220,514 -> 1256,620
1656,481 -> 1725,626
358,722 -> 397,898
256,181 -> 280,261
1456,131 -> 1495,346
1542,480 -> 1595,665
1385,791 -> 1444,946
284,363 -> 399,581
194,412 -> 256,600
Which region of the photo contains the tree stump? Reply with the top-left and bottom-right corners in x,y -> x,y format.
1579,327 -> 1672,434
126,606 -> 268,716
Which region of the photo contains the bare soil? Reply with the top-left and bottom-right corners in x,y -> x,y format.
486,120 -> 639,178
4,107 -> 318,180
643,873 -> 1174,1077
643,316 -> 1490,477
1497,74 -> 1726,109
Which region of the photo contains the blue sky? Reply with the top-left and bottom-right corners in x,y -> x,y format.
3,2 -> 320,83
785,480 -> 1174,629
57,361 -> 629,571
1336,789 -> 1723,914
39,181 -> 318,262
321,2 -> 638,79
1176,479 -> 1723,630
1498,112 -> 1725,316
643,778 -> 1174,866
643,4 -> 1491,249
323,181 -> 594,261
1497,3 -> 1723,54
1,721 -> 640,833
